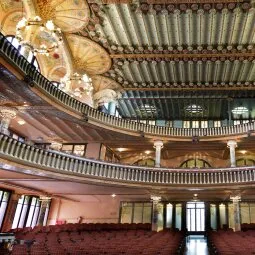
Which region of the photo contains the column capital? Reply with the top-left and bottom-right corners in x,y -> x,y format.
230,195 -> 241,203
39,195 -> 52,203
0,106 -> 17,120
93,89 -> 121,108
227,140 -> 237,148
151,195 -> 161,203
153,140 -> 164,149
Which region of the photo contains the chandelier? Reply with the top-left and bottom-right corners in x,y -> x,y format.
16,16 -> 62,56
60,72 -> 93,98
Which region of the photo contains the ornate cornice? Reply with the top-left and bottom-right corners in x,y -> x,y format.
136,2 -> 252,13
109,45 -> 254,55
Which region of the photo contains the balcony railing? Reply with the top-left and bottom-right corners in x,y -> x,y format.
0,134 -> 255,187
0,32 -> 254,139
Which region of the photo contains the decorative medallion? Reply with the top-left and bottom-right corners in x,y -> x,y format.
66,34 -> 112,75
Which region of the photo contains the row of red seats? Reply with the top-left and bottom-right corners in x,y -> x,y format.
208,230 -> 255,255
10,223 -> 151,236
241,223 -> 255,231
11,225 -> 185,255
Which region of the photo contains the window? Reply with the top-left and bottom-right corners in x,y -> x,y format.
236,158 -> 255,167
214,121 -> 221,127
12,195 -> 30,229
61,144 -> 87,157
26,197 -> 41,228
185,104 -> 203,114
183,121 -> 190,128
6,36 -> 40,71
0,190 -> 11,230
166,121 -> 173,127
232,106 -> 249,115
192,121 -> 199,128
148,120 -> 156,126
234,120 -> 249,125
201,121 -> 208,128
180,158 -> 211,168
120,202 -> 152,224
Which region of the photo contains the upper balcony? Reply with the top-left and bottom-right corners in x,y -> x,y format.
0,33 -> 255,141
0,133 -> 255,190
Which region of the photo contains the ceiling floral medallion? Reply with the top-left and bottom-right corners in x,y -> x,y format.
66,34 -> 112,75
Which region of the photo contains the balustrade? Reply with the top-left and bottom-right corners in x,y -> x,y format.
0,33 -> 255,139
0,134 -> 255,187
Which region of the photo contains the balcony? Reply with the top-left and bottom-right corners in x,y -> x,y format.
0,33 -> 254,141
0,134 -> 255,188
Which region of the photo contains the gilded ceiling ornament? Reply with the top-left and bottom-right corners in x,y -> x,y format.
66,35 -> 111,75
36,0 -> 56,21
35,0 -> 90,33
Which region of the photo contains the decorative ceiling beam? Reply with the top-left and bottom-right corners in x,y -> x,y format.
110,52 -> 255,59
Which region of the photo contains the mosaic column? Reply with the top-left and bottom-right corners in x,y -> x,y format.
37,197 -> 51,226
151,195 -> 161,232
230,196 -> 241,232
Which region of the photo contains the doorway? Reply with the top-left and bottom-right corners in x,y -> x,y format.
186,202 -> 205,234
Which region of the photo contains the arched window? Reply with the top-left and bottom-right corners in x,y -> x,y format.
6,36 -> 40,71
180,158 -> 211,168
134,158 -> 155,167
236,158 -> 255,167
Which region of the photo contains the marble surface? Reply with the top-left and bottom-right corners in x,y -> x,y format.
185,235 -> 209,255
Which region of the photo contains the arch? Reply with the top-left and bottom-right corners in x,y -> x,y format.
134,158 -> 155,167
180,158 -> 211,168
6,36 -> 40,71
236,158 -> 255,167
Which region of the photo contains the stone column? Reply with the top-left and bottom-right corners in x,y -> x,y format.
151,195 -> 161,232
230,196 -> 241,232
0,107 -> 17,135
227,140 -> 237,167
37,197 -> 51,226
108,101 -> 117,116
153,140 -> 163,167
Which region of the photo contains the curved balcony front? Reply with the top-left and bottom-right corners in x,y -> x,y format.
0,33 -> 254,141
0,134 -> 255,190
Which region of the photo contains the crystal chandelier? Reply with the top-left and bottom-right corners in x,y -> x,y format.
60,72 -> 93,98
16,16 -> 62,56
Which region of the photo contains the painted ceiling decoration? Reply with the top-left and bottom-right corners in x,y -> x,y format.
1,0 -> 255,120
66,34 -> 112,75
35,0 -> 90,33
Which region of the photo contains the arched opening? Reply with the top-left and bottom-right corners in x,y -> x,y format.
180,158 -> 211,168
6,36 -> 40,71
236,158 -> 255,167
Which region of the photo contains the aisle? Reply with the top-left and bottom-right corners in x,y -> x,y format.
185,235 -> 209,255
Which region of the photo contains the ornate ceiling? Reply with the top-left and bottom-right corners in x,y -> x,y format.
0,0 -> 255,119
81,1 -> 255,119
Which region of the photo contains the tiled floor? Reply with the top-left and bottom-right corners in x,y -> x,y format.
185,235 -> 209,255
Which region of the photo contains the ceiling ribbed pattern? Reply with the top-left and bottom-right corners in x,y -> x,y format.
97,5 -> 255,47
87,3 -> 255,119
